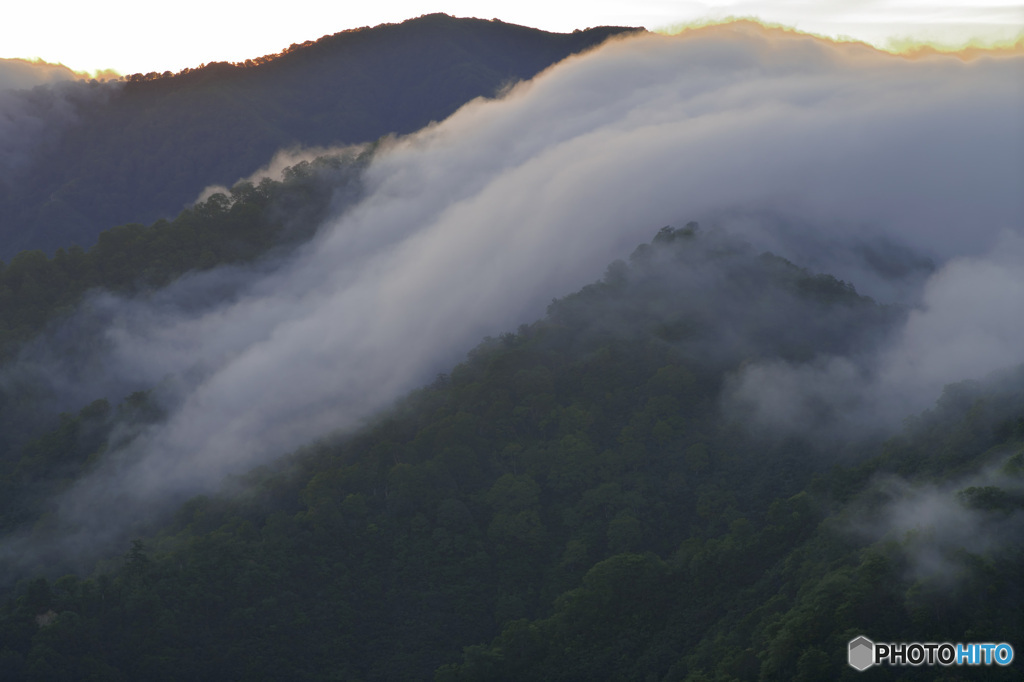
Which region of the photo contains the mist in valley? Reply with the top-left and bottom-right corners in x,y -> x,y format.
1,23 -> 1021,571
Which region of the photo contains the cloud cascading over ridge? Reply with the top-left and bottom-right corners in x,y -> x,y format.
0,58 -> 78,90
0,59 -> 108,180
7,23 -> 1022,559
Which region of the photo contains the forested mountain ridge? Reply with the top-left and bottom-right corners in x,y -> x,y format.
0,14 -> 637,259
2,225 -> 1019,680
0,152 -> 367,529
0,20 -> 1018,682
0,151 -> 367,364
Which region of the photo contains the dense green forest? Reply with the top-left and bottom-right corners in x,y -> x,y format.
0,150 -> 368,527
0,14 -> 636,259
0,151 -> 368,359
1,223 -> 1019,680
0,15 -> 1019,681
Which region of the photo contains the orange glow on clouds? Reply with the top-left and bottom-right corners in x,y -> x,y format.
662,17 -> 1024,61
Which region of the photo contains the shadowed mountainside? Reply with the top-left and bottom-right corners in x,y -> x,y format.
1,226 -> 1020,680
0,14 -> 637,259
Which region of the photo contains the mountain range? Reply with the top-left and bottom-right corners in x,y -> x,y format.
0,15 -> 1021,682
0,14 -> 636,259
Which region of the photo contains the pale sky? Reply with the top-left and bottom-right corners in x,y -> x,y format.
3,1 -> 1023,76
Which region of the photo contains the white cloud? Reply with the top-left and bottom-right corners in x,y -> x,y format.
5,23 -> 1020,557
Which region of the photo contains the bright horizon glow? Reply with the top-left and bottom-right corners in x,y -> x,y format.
5,1 -> 1022,76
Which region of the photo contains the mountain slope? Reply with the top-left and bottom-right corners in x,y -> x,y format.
1,227 -> 1021,681
0,21 -> 1018,682
0,14 -> 637,259
0,225 -> 974,680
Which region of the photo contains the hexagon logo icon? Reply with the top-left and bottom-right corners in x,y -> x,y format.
848,636 -> 874,671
